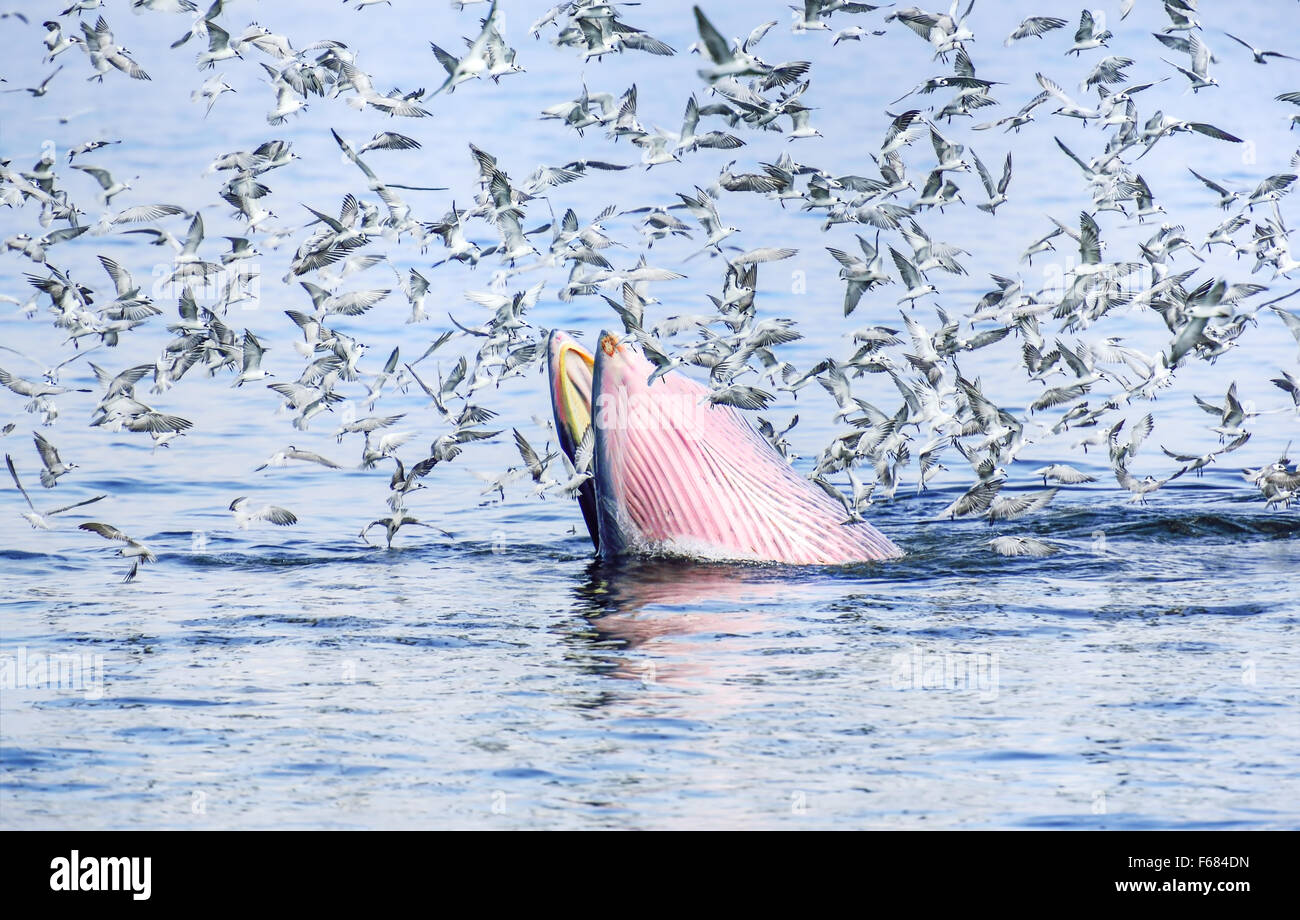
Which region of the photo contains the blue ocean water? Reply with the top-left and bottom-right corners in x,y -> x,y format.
1,0 -> 1298,828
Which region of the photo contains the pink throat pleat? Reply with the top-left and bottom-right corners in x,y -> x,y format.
594,343 -> 902,565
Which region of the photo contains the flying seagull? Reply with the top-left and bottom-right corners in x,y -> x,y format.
6,454 -> 105,529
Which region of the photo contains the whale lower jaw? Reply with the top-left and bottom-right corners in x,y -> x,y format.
598,525 -> 889,566
549,329 -> 903,566
594,492 -> 788,564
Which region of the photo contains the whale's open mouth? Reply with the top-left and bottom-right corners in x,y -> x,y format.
549,330 -> 600,550
547,329 -> 902,565
551,332 -> 595,447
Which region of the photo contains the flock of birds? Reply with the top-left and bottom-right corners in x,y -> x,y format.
2,0 -> 1300,579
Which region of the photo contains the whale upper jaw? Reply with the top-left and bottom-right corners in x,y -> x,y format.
548,330 -> 903,565
548,329 -> 600,551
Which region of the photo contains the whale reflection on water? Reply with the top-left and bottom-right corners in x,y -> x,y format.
567,557 -> 832,688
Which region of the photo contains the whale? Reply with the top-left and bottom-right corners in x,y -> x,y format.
548,329 -> 903,565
